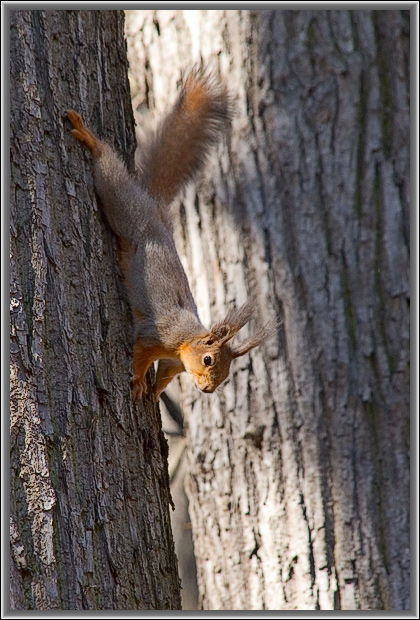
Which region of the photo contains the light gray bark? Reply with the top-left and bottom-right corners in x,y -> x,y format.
126,8 -> 410,611
10,9 -> 181,610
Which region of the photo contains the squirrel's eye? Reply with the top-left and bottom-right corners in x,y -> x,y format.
203,354 -> 213,367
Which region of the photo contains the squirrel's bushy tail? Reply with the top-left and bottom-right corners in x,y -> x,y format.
136,66 -> 232,206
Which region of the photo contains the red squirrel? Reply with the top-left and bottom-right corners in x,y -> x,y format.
67,67 -> 276,402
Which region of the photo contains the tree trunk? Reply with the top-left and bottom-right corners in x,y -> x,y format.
9,9 -> 181,610
125,9 -> 410,611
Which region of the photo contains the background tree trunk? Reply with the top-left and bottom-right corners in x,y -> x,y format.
125,9 -> 410,611
9,9 -> 181,610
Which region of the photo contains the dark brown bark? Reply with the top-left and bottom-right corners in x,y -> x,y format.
10,9 -> 181,610
125,9 -> 410,610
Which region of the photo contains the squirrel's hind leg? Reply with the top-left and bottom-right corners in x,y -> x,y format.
67,110 -> 104,159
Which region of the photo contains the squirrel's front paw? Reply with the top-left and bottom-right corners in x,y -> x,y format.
131,375 -> 147,402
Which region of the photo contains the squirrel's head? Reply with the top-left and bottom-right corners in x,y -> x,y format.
178,302 -> 277,393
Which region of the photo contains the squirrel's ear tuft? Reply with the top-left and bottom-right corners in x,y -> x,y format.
206,300 -> 278,351
210,301 -> 255,343
205,324 -> 231,345
231,319 -> 280,358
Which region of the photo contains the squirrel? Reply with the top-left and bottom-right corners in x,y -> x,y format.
67,67 -> 276,402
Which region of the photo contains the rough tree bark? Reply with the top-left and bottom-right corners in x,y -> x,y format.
125,9 -> 410,611
9,10 -> 181,610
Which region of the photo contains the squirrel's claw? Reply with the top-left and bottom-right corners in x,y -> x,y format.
67,109 -> 83,130
131,375 -> 148,402
67,109 -> 104,158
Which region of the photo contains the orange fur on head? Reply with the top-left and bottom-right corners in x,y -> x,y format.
178,336 -> 234,393
177,302 -> 278,393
